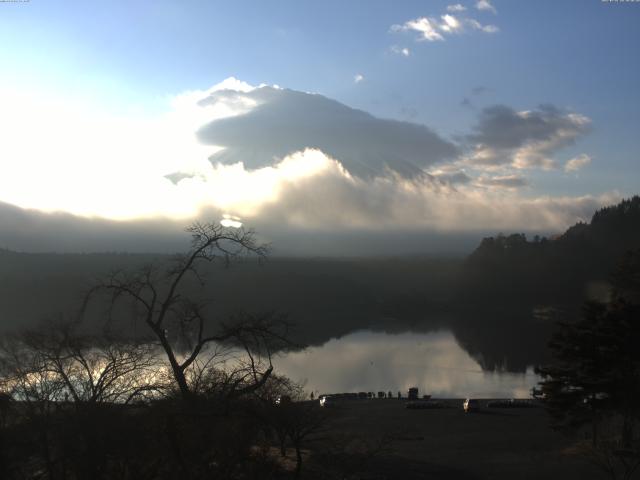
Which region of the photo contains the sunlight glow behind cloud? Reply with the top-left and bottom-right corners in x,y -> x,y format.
0,78 -> 612,235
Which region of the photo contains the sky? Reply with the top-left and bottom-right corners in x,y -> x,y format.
0,0 -> 638,254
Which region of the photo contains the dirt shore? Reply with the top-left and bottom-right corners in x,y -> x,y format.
309,399 -> 601,479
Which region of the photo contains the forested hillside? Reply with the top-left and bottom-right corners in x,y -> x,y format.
461,196 -> 640,306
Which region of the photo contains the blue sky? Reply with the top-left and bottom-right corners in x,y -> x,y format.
0,0 -> 638,250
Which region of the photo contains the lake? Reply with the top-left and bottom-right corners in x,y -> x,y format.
275,330 -> 540,398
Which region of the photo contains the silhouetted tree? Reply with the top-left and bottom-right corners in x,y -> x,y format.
0,319 -> 167,479
19,319 -> 166,404
536,250 -> 640,479
85,222 -> 292,400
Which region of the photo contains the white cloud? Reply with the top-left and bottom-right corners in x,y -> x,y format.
203,148 -> 613,233
440,14 -> 463,32
392,10 -> 499,43
476,0 -> 497,14
354,74 -> 365,83
565,153 -> 592,173
447,4 -> 467,12
390,45 -> 411,57
392,17 -> 444,42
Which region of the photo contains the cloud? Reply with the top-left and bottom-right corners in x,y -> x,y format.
471,86 -> 490,95
0,78 -> 612,256
564,153 -> 592,173
354,74 -> 365,83
194,85 -> 459,179
465,105 -> 592,170
430,168 -> 473,185
390,45 -> 411,57
198,148 -> 613,233
392,10 -> 498,43
0,142 -> 617,256
0,150 -> 617,255
447,4 -> 467,12
440,14 -> 463,33
476,174 -> 529,189
460,87 -> 490,109
476,0 -> 497,14
391,17 -> 444,42
466,18 -> 499,33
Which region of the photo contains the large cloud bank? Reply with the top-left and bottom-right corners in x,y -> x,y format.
0,78 -> 615,254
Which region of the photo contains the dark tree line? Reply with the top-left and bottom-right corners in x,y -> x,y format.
461,196 -> 640,307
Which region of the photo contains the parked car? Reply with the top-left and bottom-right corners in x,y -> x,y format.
463,398 -> 480,413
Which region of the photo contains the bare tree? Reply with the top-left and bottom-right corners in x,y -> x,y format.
0,319 -> 170,480
16,320 -> 167,405
84,222 -> 291,400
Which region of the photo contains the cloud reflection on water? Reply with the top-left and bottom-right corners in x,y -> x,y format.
275,330 -> 538,398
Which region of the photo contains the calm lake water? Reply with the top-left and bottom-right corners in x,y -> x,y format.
275,330 -> 539,398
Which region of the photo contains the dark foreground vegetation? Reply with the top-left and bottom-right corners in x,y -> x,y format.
535,248 -> 640,480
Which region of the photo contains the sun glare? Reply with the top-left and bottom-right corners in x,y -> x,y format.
0,82 -> 333,222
